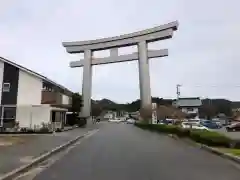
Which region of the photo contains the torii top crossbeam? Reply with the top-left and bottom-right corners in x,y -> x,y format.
62,21 -> 178,53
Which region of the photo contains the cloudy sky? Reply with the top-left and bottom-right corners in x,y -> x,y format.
0,0 -> 240,103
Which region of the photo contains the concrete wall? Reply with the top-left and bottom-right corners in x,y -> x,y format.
0,61 -> 4,103
17,70 -> 42,105
16,105 -> 50,128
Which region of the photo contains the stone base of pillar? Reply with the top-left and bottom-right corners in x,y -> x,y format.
139,105 -> 152,123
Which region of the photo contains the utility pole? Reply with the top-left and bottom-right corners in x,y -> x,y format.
176,84 -> 181,100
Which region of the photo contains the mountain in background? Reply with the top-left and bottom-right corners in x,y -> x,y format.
94,99 -> 116,107
92,97 -> 174,112
91,97 -> 240,118
231,101 -> 240,109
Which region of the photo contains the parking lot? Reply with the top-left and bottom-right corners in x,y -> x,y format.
161,120 -> 240,140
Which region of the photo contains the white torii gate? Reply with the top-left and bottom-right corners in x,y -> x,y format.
62,21 -> 178,122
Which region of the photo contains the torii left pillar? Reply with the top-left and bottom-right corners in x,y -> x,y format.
81,49 -> 92,119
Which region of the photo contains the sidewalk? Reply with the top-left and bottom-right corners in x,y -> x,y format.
0,124 -> 98,176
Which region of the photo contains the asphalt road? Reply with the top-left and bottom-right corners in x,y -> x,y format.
33,123 -> 240,180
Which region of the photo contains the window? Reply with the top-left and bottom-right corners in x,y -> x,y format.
187,108 -> 194,111
2,83 -> 10,92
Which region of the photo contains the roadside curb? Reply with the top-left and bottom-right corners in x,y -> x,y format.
200,144 -> 240,164
0,131 -> 89,180
60,126 -> 78,132
167,134 -> 240,165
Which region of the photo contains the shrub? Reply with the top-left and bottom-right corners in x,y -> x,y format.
135,123 -> 186,136
189,130 -> 231,147
39,127 -> 50,133
176,128 -> 190,137
20,128 -> 34,133
135,123 -> 231,148
230,140 -> 240,149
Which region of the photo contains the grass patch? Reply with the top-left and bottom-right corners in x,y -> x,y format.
219,148 -> 240,156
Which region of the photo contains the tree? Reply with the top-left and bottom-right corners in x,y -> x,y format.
157,105 -> 186,120
69,93 -> 82,113
201,99 -> 232,118
91,103 -> 103,117
199,104 -> 217,119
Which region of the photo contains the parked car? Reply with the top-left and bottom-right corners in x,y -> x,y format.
126,119 -> 136,124
211,120 -> 222,127
226,123 -> 240,132
192,124 -> 210,130
188,119 -> 201,125
159,119 -> 169,125
159,119 -> 174,125
181,122 -> 209,130
108,119 -> 122,123
200,120 -> 221,129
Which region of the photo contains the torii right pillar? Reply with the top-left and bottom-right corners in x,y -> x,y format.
138,41 -> 152,122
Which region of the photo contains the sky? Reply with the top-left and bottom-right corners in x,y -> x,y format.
0,0 -> 240,103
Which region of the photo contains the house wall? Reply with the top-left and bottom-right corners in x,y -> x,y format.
62,94 -> 70,105
16,105 -> 50,128
17,70 -> 42,105
0,61 -> 4,103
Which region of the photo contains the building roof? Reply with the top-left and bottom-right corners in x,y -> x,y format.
0,56 -> 73,95
174,97 -> 202,107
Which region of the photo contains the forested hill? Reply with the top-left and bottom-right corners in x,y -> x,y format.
91,97 -> 240,117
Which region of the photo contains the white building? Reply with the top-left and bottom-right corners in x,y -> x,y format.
173,97 -> 202,119
103,111 -> 116,120
0,57 -> 72,131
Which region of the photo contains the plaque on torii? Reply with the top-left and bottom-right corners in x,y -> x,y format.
62,21 -> 178,122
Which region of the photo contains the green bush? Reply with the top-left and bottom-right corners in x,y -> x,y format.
135,123 -> 231,148
176,128 -> 190,137
189,130 -> 231,147
39,127 -> 50,133
135,123 -> 187,136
